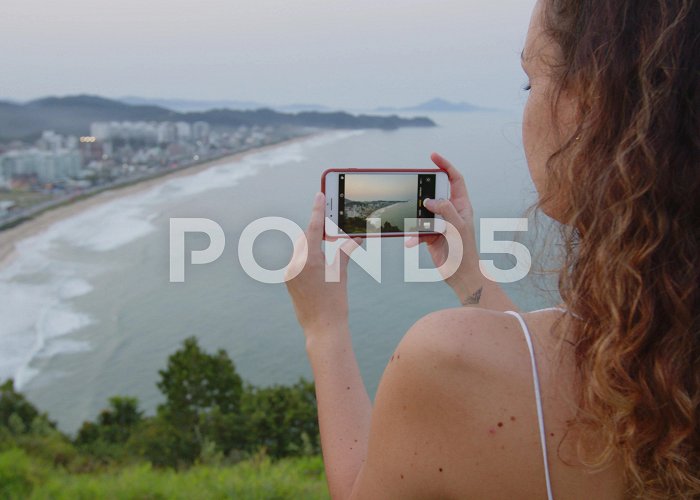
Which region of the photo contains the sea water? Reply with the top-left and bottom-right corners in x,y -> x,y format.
0,110 -> 557,432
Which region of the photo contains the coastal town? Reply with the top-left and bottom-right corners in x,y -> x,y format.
0,121 -> 310,227
342,199 -> 405,218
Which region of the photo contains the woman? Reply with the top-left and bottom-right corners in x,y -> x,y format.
286,0 -> 699,498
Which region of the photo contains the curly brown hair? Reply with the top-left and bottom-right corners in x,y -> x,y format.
538,0 -> 700,497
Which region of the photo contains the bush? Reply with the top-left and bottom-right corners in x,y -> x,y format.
0,448 -> 45,499
241,379 -> 320,458
0,380 -> 55,436
125,416 -> 191,468
13,432 -> 78,468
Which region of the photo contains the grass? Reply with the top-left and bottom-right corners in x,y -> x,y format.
0,448 -> 330,500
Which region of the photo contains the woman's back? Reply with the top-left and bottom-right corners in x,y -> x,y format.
351,307 -> 627,499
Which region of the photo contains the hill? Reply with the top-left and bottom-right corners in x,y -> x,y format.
376,97 -> 489,113
0,95 -> 435,141
119,96 -> 334,113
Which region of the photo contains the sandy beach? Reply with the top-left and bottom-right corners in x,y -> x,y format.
0,134 -> 317,272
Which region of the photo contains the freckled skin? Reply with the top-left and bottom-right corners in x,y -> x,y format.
510,416 -> 516,422
439,468 -> 443,472
497,422 -> 503,427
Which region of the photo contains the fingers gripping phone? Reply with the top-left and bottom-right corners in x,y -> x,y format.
321,168 -> 450,238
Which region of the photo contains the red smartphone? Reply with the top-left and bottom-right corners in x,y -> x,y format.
321,168 -> 450,238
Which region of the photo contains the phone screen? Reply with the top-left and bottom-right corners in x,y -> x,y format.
337,173 -> 436,234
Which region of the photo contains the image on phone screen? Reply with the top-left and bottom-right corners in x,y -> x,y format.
338,173 -> 436,234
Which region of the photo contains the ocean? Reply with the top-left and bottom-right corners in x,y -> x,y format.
370,200 -> 416,232
0,110 -> 557,432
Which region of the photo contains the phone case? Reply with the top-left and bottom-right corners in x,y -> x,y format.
320,167 -> 446,239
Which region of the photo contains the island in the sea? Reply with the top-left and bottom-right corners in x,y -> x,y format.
376,97 -> 492,113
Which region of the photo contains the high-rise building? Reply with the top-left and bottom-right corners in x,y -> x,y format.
175,121 -> 192,141
0,149 -> 82,183
38,130 -> 64,151
157,122 -> 177,144
192,121 -> 210,141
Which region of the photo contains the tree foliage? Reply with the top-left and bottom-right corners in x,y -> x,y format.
0,380 -> 43,433
0,336 -> 321,471
157,337 -> 244,427
241,380 -> 320,458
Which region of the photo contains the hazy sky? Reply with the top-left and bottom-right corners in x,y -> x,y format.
0,0 -> 535,109
345,174 -> 416,202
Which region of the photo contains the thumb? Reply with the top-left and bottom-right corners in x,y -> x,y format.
423,198 -> 464,228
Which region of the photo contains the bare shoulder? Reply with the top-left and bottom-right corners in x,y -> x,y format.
351,307 -> 554,499
397,307 -> 537,379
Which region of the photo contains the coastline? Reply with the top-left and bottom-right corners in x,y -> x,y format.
0,133 -> 320,272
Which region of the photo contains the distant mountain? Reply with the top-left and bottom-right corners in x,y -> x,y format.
119,96 -> 334,114
0,94 -> 435,141
376,98 -> 487,113
119,96 -> 267,112
276,103 -> 333,113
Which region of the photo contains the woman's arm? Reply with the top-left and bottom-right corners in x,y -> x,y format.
285,192 -> 372,498
305,329 -> 372,499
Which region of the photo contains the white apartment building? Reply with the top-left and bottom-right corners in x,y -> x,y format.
0,149 -> 82,183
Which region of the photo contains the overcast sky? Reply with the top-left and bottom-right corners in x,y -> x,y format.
0,0 -> 535,110
346,174 -> 416,202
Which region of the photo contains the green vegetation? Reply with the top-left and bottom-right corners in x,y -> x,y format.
0,337 -> 328,498
0,449 -> 328,499
0,190 -> 54,209
343,216 -> 402,234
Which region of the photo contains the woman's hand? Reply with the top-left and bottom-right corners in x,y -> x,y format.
405,153 -> 482,304
406,153 -> 517,310
285,192 -> 361,339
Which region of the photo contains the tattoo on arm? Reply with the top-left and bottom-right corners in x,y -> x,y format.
461,286 -> 483,306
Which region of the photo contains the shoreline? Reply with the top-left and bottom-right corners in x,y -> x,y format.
0,133 -> 320,271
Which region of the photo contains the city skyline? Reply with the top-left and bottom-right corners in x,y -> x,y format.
0,0 -> 534,110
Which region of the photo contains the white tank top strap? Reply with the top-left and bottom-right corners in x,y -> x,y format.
504,310 -> 555,500
533,306 -> 567,313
